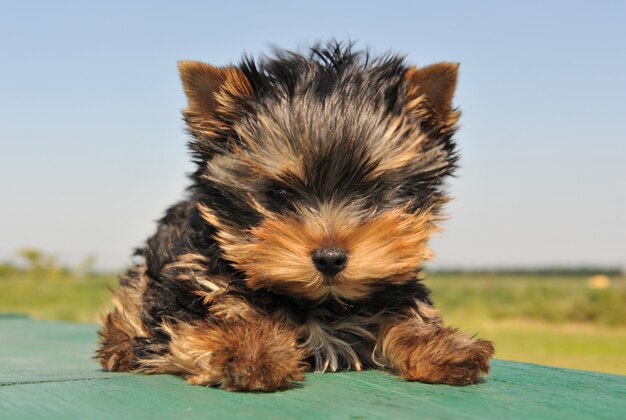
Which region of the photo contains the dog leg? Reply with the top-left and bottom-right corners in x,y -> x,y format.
139,318 -> 306,392
377,305 -> 494,385
97,267 -> 150,371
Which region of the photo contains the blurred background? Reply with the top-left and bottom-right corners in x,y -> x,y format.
1,1 -> 624,374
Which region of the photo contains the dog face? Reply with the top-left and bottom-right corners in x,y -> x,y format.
179,45 -> 459,301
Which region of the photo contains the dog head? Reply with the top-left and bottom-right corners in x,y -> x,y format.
179,43 -> 459,301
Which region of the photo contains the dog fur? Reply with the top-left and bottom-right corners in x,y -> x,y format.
97,42 -> 494,391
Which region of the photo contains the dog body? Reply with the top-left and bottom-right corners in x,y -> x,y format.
97,44 -> 494,391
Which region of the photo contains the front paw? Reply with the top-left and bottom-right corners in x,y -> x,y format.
404,329 -> 494,385
185,320 -> 307,391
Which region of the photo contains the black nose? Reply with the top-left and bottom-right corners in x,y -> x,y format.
311,247 -> 348,276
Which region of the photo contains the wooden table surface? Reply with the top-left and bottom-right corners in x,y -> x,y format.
1,316 -> 625,419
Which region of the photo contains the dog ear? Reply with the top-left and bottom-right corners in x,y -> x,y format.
403,63 -> 460,128
178,61 -> 252,135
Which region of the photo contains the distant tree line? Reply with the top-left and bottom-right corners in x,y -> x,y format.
1,248 -> 623,278
0,248 -> 97,278
430,267 -> 623,276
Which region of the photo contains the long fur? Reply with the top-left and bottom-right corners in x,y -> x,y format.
96,41 -> 493,391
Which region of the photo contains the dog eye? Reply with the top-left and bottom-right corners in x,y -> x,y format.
266,188 -> 289,202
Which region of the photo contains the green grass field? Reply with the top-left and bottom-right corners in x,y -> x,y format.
1,266 -> 625,375
428,273 -> 626,375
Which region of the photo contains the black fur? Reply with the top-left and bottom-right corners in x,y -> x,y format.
130,41 -> 455,349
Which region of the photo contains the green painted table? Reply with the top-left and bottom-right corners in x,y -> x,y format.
1,317 -> 625,419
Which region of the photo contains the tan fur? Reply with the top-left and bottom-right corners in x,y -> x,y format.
403,63 -> 461,131
378,314 -> 494,385
163,252 -> 228,294
96,266 -> 149,371
178,61 -> 252,138
366,115 -> 430,178
207,294 -> 263,321
137,318 -> 306,392
231,113 -> 307,179
200,201 -> 439,301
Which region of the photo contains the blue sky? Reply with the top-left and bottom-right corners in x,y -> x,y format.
1,0 -> 624,270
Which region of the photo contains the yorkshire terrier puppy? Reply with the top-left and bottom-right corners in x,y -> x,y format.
97,42 -> 494,391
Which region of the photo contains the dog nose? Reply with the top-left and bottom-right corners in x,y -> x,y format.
311,247 -> 348,276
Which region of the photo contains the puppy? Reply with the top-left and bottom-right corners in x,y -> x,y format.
97,42 -> 494,391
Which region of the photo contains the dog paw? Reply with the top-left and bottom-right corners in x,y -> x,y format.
182,320 -> 306,392
405,334 -> 494,385
213,349 -> 305,391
